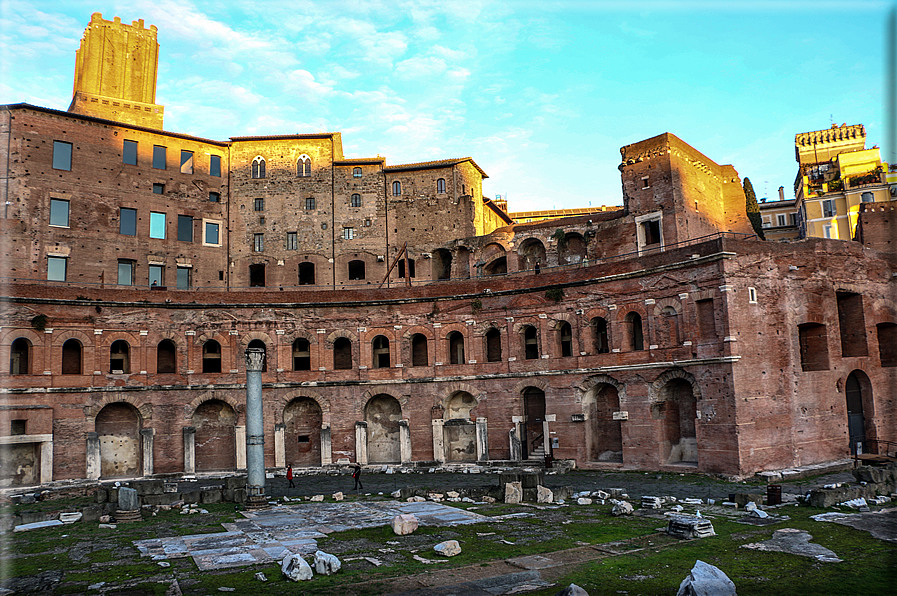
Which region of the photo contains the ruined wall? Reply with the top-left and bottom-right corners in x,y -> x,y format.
855,202 -> 896,253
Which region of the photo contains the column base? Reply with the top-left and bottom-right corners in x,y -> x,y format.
244,494 -> 269,511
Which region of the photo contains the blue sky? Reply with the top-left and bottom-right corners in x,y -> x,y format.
1,1 -> 893,211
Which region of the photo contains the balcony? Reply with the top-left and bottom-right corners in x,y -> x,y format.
847,169 -> 884,188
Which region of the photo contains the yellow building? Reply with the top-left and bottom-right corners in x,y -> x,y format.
509,205 -> 621,224
794,124 -> 896,240
758,191 -> 799,241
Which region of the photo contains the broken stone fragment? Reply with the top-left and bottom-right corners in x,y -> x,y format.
676,560 -> 736,596
314,550 -> 341,575
504,481 -> 522,504
391,490 -> 402,498
59,512 -> 83,524
577,497 -> 593,506
391,513 -> 419,535
281,553 -> 313,581
612,501 -> 634,516
555,584 -> 589,596
537,485 -> 554,503
434,540 -> 461,556
310,495 -> 324,502
332,492 -> 344,501
254,572 -> 267,582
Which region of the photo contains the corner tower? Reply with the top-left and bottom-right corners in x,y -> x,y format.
67,12 -> 164,129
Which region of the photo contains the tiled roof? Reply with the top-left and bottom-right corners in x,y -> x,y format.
383,157 -> 488,178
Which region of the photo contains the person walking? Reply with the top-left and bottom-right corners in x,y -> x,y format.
352,463 -> 363,491
287,464 -> 295,489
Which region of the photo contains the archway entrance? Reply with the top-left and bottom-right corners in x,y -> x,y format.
284,397 -> 323,467
192,400 -> 236,471
657,379 -> 697,466
443,392 -> 478,462
586,384 -> 623,462
365,395 -> 402,464
522,387 -> 546,459
96,403 -> 142,478
845,370 -> 872,454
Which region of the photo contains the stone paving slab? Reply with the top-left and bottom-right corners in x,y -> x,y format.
135,501 -> 489,571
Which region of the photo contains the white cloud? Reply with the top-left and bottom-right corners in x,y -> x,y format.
394,55 -> 447,79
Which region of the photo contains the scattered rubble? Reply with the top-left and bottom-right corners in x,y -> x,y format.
282,553 -> 314,581
434,540 -> 462,557
676,560 -> 736,596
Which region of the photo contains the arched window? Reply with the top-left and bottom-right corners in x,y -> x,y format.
248,339 -> 267,372
110,340 -> 130,374
558,322 -> 573,357
411,334 -> 428,367
61,338 -> 82,375
372,335 -> 390,368
351,193 -> 362,208
485,328 -> 502,362
353,167 -> 362,178
523,326 -> 539,360
436,178 -> 446,194
348,260 -> 365,280
591,317 -> 609,354
333,337 -> 352,370
251,156 -> 266,179
292,338 -> 311,371
625,312 -> 644,351
202,340 -> 222,373
157,339 -> 177,373
297,154 -> 311,177
299,262 -> 315,285
448,331 -> 465,364
392,181 -> 402,196
9,338 -> 30,375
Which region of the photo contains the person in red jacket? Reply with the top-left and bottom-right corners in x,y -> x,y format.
287,464 -> 295,488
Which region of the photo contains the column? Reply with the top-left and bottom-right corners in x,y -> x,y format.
86,432 -> 100,480
355,421 -> 368,464
542,419 -> 551,458
274,424 -> 285,468
476,417 -> 489,461
399,420 -> 412,464
320,425 -> 332,465
40,439 -> 53,484
509,419 -> 523,461
432,418 -> 445,464
244,347 -> 266,508
140,428 -> 154,476
183,426 -> 195,474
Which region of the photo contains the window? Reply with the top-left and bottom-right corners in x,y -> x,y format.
204,221 -> 220,246
448,331 -> 465,364
123,140 -> 138,165
252,156 -> 266,179
798,323 -> 830,371
50,199 -> 69,227
748,287 -> 757,303
861,192 -> 874,203
118,260 -> 134,285
333,337 -> 352,370
643,220 -> 660,245
209,191 -> 220,203
523,326 -> 539,359
411,334 -> 428,366
823,224 -> 835,239
153,183 -> 165,194
176,266 -> 191,289
353,167 -> 362,178
287,232 -> 298,250
558,322 -> 573,357
486,329 -> 502,362
253,233 -> 264,252
150,212 -> 166,239
180,150 -> 194,174
293,338 -> 311,370
202,340 -> 222,373
372,335 -> 390,368
436,178 -> 446,194
299,262 -> 315,285
149,265 -> 164,287
822,199 -> 835,218
398,258 -> 416,278
305,197 -> 316,210
877,323 -> 897,367
348,260 -> 365,280
642,177 -> 650,188
625,312 -> 644,351
351,193 -> 362,207
120,208 -> 137,235
61,339 -> 82,375
10,420 -> 26,435
9,338 -> 29,375
110,340 -> 130,374
152,145 -> 167,169
392,181 -> 402,196
298,155 -> 311,177
343,227 -> 355,240
52,141 -> 72,171
210,155 -> 222,177
249,263 -> 265,287
254,197 -> 265,211
777,214 -> 786,226
836,292 -> 868,357
591,317 -> 609,353
789,213 -> 797,226
157,340 -> 177,373
47,256 -> 66,281
177,215 -> 193,242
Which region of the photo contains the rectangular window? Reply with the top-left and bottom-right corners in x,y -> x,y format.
152,145 -> 167,169
837,292 -> 868,357
789,213 -> 797,226
253,233 -> 264,252
149,212 -> 166,239
123,140 -> 138,165
748,287 -> 757,303
118,260 -> 134,286
254,197 -> 265,211
822,199 -> 835,218
47,256 -> 66,281
823,224 -> 835,239
204,221 -> 220,246
305,197 -> 316,210
180,150 -> 194,174
777,214 -> 786,226
209,191 -> 220,203
10,420 -> 26,436
153,183 -> 165,194
149,264 -> 164,287
177,215 -> 193,242
49,198 -> 70,227
210,155 -> 222,177
287,231 -> 298,250
120,207 -> 137,235
343,227 -> 355,240
799,323 -> 830,371
177,266 -> 191,289
52,141 -> 72,171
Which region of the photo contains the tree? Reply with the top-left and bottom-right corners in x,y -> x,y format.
743,177 -> 765,240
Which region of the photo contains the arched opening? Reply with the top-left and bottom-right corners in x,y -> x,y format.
9,338 -> 30,375
61,338 -> 82,375
156,339 -> 177,374
284,397 -> 323,467
192,400 -> 236,471
443,392 -> 478,462
292,338 -> 311,371
591,317 -> 610,353
659,306 -> 680,346
96,403 -> 141,478
485,329 -> 502,362
251,156 -> 265,179
297,155 -> 311,177
448,331 -> 465,364
484,256 -> 507,276
558,322 -> 573,357
202,340 -> 222,373
517,238 -> 546,271
523,326 -> 539,359
348,260 -> 365,281
658,379 -> 697,466
560,233 -> 586,264
110,340 -> 130,374
586,384 -> 623,462
247,339 -> 268,372
624,312 -> 644,351
298,262 -> 315,285
372,335 -> 390,368
522,387 -> 546,460
365,394 -> 402,464
411,334 -> 428,367
455,247 -> 471,278
433,249 -> 452,280
333,337 -> 352,370
249,263 -> 266,287
846,370 -> 875,454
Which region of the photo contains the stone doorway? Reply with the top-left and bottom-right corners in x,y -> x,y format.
365,394 -> 402,464
586,384 -> 623,462
96,403 -> 142,478
657,379 -> 698,466
522,387 -> 546,459
846,370 -> 873,454
284,397 -> 323,467
443,392 -> 478,462
192,400 -> 236,472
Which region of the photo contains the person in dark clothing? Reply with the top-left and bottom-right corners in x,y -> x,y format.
534,261 -> 541,274
287,465 -> 295,488
352,464 -> 363,490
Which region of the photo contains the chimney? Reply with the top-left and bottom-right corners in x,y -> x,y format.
778,186 -> 785,201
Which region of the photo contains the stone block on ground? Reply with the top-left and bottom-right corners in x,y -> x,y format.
14,520 -> 64,532
676,560 -> 736,596
200,490 -> 222,504
391,513 -> 419,535
434,540 -> 461,556
282,554 -> 313,581
577,497 -> 593,505
612,501 -> 634,516
310,495 -> 324,502
555,584 -> 589,596
666,515 -> 716,539
537,485 -> 554,503
332,492 -> 344,501
59,512 -> 83,524
505,481 -> 523,504
314,550 -> 341,575
118,487 -> 139,511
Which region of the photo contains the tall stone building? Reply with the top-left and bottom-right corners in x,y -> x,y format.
1,14 -> 894,487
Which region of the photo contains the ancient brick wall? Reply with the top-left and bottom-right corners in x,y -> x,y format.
855,202 -> 896,252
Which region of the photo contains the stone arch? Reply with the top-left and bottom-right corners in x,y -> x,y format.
512,319 -> 541,334
194,332 -> 230,346
364,393 -> 403,464
95,402 -> 143,478
239,331 -> 274,348
649,368 -> 703,403
579,374 -> 625,463
325,329 -> 358,347
275,389 -> 332,425
547,312 -> 577,330
652,298 -> 682,316
845,368 -> 877,452
192,399 -> 237,471
578,374 -> 626,399
871,298 -> 897,325
362,327 -> 397,343
0,328 -> 43,346
439,382 -> 485,409
283,396 -> 324,467
184,392 -> 244,421
283,329 -> 317,345
650,369 -> 700,465
52,329 -> 93,347
84,393 -> 152,424
513,378 -> 550,395
360,387 -> 407,408
559,232 -> 587,265
517,237 -> 547,271
100,331 -> 140,348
